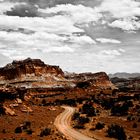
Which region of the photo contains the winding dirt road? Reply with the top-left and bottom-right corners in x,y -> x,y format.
54,106 -> 96,140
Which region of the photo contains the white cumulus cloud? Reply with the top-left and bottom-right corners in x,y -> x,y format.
68,35 -> 96,44
0,2 -> 98,60
100,49 -> 125,56
109,18 -> 140,31
0,1 -> 139,73
98,0 -> 140,31
0,2 -> 26,14
99,0 -> 140,18
0,15 -> 84,34
96,38 -> 121,44
39,4 -> 102,25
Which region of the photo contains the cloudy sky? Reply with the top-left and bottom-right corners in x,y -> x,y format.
0,0 -> 140,73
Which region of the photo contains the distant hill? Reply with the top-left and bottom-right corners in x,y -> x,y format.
109,72 -> 140,79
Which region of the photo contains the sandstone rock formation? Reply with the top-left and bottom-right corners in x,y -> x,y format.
0,58 -> 64,80
0,58 -> 114,94
65,72 -> 115,90
4,106 -> 16,116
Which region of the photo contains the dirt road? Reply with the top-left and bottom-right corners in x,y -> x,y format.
54,106 -> 96,140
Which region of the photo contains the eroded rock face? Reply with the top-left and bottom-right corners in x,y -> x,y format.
65,72 -> 115,89
0,87 -> 27,101
0,58 -> 64,80
66,72 -> 109,81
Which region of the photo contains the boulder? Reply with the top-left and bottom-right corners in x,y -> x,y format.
16,98 -> 22,104
21,105 -> 33,113
4,106 -> 16,116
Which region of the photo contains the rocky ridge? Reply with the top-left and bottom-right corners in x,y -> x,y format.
0,58 -> 115,109
0,58 -> 114,89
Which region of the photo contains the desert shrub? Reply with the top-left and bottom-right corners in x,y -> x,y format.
25,129 -> 33,135
95,122 -> 105,130
15,127 -> 22,133
77,116 -> 90,125
126,101 -> 133,107
22,121 -> 31,130
107,124 -> 126,140
0,104 -> 5,115
101,99 -> 114,110
127,115 -> 135,121
132,123 -> 137,128
73,124 -> 85,129
111,102 -> 129,116
40,128 -> 51,137
72,112 -> 80,120
81,102 -> 96,117
61,99 -> 76,106
41,99 -> 46,106
24,121 -> 31,127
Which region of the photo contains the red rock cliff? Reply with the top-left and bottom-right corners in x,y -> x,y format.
0,58 -> 64,80
65,72 -> 115,89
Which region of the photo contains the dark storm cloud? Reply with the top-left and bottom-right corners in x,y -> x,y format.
5,3 -> 39,17
6,0 -> 101,8
4,0 -> 101,17
4,0 -> 76,8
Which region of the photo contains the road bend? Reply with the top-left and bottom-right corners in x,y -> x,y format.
54,106 -> 97,140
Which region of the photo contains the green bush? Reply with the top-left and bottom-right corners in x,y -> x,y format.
15,127 -> 22,133
111,102 -> 129,116
77,116 -> 90,125
95,122 -> 105,130
73,124 -> 85,129
81,102 -> 96,117
72,112 -> 80,120
40,128 -> 51,137
107,124 -> 126,140
25,129 -> 33,135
